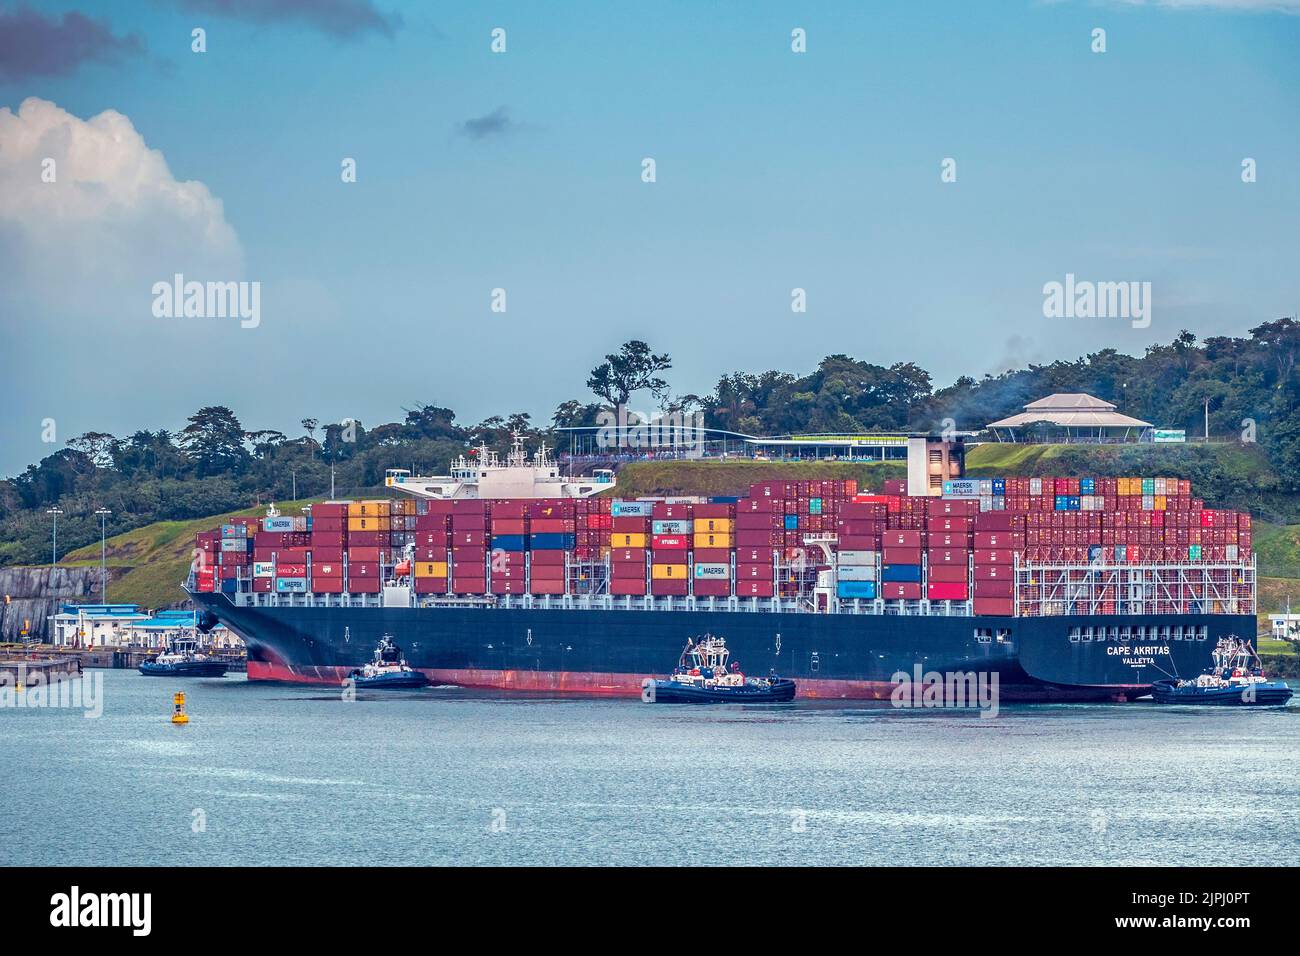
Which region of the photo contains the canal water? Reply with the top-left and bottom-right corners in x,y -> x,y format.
2,670 -> 1295,866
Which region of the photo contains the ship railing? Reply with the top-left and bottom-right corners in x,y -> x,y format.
1013,557 -> 1255,617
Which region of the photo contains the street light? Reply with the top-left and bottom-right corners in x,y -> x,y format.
46,507 -> 63,566
95,508 -> 112,603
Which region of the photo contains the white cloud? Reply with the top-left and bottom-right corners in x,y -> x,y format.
0,96 -> 242,318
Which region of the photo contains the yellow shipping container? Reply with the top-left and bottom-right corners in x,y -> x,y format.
348,516 -> 391,532
1154,495 -> 1167,511
415,562 -> 449,578
614,533 -> 647,548
347,501 -> 365,516
693,532 -> 733,549
651,563 -> 687,580
697,518 -> 733,533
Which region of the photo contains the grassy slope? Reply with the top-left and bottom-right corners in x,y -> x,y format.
60,499 -> 323,610
608,460 -> 906,499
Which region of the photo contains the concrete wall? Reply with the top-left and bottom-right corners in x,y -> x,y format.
0,566 -> 103,643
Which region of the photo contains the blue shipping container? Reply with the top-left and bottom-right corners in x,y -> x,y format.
837,581 -> 877,599
530,533 -> 575,551
491,534 -> 527,552
991,478 -> 1006,496
1080,478 -> 1095,495
880,564 -> 923,583
783,515 -> 799,530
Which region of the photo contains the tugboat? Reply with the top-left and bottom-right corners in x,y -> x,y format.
1151,636 -> 1293,707
643,635 -> 796,704
344,635 -> 429,690
139,637 -> 229,678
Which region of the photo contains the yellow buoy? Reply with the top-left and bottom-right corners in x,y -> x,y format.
171,690 -> 189,725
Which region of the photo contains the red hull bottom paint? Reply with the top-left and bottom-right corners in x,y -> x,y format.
246,661 -> 1145,702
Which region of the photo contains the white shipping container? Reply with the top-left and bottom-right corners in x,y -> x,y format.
837,550 -> 879,566
1030,477 -> 1043,496
253,562 -> 275,578
693,562 -> 730,579
838,565 -> 877,581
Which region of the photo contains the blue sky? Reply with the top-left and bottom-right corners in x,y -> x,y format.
0,0 -> 1297,476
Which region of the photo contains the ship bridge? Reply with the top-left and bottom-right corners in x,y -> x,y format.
385,434 -> 615,500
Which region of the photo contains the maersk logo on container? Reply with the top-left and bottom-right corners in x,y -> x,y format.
694,563 -> 729,579
151,273 -> 261,329
1042,273 -> 1151,329
942,479 -> 980,498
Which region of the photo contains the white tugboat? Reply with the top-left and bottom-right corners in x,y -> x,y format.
643,634 -> 797,704
1151,636 -> 1292,706
345,635 -> 429,690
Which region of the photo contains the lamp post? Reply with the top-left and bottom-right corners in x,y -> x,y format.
95,508 -> 112,603
46,507 -> 63,566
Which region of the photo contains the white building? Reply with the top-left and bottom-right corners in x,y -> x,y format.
48,604 -> 236,650
1267,613 -> 1300,641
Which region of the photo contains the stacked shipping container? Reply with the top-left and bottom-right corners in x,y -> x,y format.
193,471 -> 1250,617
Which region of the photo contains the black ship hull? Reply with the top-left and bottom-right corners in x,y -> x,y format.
190,590 -> 1253,703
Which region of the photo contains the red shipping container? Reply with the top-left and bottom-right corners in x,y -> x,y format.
973,549 -> 1014,565
693,504 -> 734,518
973,597 -> 1014,616
312,503 -> 348,518
973,579 -> 1013,598
451,577 -> 486,594
651,579 -> 689,596
413,577 -> 447,594
529,579 -> 565,595
252,577 -> 273,592
880,582 -> 922,600
451,513 -> 487,531
926,549 -> 967,566
451,546 -> 486,563
928,565 -> 967,583
348,531 -> 385,547
927,516 -> 972,533
927,581 -> 968,601
611,549 -> 647,564
883,546 -> 923,564
735,547 -> 775,564
612,561 -> 647,579
530,549 -> 566,566
611,578 -> 648,596
735,580 -> 774,597
735,512 -> 783,529
491,518 -> 526,535
348,547 -> 381,562
652,535 -> 690,550
612,516 -> 650,532
735,562 -> 773,580
348,563 -> 378,579
693,579 -> 732,597
350,578 -> 381,594
882,530 -> 922,548
694,548 -> 731,564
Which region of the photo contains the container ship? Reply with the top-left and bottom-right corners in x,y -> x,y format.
187,436 -> 1257,702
